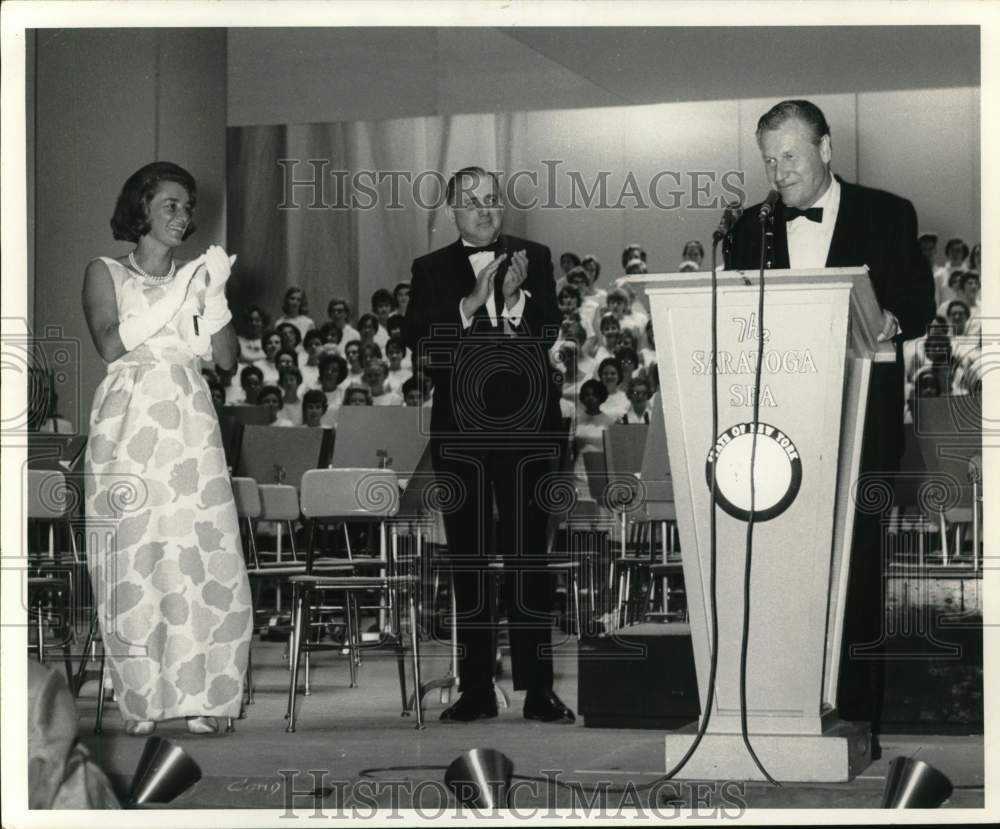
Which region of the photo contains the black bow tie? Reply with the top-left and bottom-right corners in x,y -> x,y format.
785,206 -> 824,223
466,241 -> 502,256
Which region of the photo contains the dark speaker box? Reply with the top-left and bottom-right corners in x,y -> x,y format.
577,623 -> 700,729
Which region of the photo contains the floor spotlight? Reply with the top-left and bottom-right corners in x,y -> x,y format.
881,756 -> 953,808
126,736 -> 203,808
444,748 -> 514,809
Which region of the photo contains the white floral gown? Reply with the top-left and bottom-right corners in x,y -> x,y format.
84,257 -> 252,722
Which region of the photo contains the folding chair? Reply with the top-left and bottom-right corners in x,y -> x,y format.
285,468 -> 422,731
27,469 -> 80,684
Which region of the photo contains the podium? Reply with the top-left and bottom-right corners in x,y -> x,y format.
627,267 -> 894,782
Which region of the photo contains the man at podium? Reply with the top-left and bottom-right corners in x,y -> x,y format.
404,167 -> 573,725
725,99 -> 935,744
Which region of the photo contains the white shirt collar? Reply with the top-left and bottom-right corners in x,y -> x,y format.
788,172 -> 838,218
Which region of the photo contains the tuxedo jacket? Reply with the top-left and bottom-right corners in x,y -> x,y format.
726,176 -> 935,465
725,177 -> 935,340
404,235 -> 563,437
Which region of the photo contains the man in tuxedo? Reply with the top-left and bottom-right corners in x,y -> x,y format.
725,99 -> 935,744
404,167 -> 573,723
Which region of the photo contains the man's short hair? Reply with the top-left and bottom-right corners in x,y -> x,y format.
756,99 -> 831,144
446,166 -> 501,206
946,299 -> 971,318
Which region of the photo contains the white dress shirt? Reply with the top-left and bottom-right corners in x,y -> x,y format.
786,175 -> 841,269
459,241 -> 527,328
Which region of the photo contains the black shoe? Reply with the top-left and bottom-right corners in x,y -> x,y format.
440,690 -> 498,722
523,690 -> 575,724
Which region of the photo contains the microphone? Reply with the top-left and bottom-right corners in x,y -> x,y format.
757,189 -> 780,223
712,201 -> 743,242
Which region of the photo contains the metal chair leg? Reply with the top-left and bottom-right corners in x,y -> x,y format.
393,581 -> 409,715
572,574 -> 581,640
285,586 -> 305,731
344,590 -> 358,689
74,612 -> 98,696
94,650 -> 107,735
409,587 -> 424,729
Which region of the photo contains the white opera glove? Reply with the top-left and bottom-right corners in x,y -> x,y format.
118,255 -> 206,352
201,245 -> 236,335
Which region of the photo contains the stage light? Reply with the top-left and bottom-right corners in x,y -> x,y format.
126,736 -> 203,808
881,756 -> 953,808
444,748 -> 513,809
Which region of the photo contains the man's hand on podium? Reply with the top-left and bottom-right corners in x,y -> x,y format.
876,309 -> 900,343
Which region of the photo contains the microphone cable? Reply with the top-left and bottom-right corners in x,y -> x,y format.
737,212 -> 781,786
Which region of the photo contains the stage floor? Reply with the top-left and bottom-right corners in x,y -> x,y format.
70,635 -> 984,813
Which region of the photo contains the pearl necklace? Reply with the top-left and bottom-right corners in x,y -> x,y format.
128,251 -> 176,284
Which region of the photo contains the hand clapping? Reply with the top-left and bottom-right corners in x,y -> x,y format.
501,249 -> 529,300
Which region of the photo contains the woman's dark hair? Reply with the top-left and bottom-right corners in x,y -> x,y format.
357,313 -> 379,334
303,329 -> 324,348
558,284 -> 582,305
318,352 -> 348,384
371,288 -> 395,310
359,342 -> 383,363
279,366 -> 303,385
282,286 -> 309,316
302,389 -> 328,412
243,304 -> 270,336
580,378 -> 608,405
599,313 -> 620,334
276,321 -> 303,348
560,252 -> 582,269
598,357 -> 623,384
240,365 -> 264,385
615,347 -> 639,368
327,297 -> 351,318
319,321 -> 343,344
620,245 -> 644,269
275,348 -> 299,367
110,162 -> 197,243
385,336 -> 405,355
258,385 -> 284,405
580,255 -> 602,280
386,314 -> 406,334
682,240 -> 705,260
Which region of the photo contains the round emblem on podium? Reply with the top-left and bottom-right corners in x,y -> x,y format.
705,422 -> 802,522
